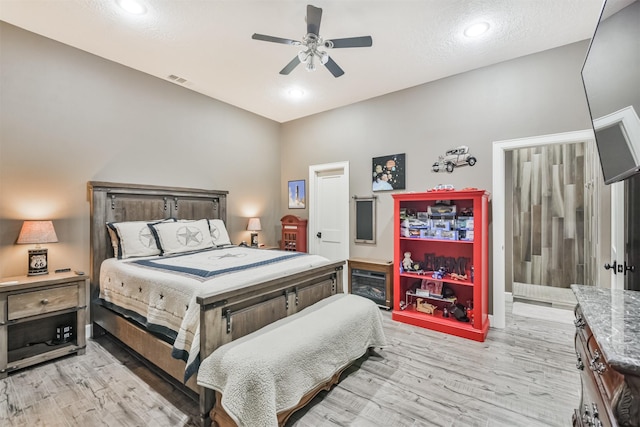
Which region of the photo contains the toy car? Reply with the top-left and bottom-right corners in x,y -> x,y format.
432,146 -> 477,173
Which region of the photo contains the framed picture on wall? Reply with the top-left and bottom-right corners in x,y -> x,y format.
372,153 -> 406,191
288,179 -> 306,209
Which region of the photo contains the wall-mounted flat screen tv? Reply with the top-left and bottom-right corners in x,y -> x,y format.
581,0 -> 640,184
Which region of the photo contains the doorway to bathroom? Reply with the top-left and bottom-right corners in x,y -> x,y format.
508,142 -> 588,310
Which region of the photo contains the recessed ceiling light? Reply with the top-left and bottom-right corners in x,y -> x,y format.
464,22 -> 490,38
116,0 -> 147,15
287,88 -> 305,99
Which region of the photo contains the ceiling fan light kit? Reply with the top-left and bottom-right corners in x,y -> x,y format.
251,4 -> 373,77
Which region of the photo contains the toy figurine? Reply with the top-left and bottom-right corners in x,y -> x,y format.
415,298 -> 437,315
432,266 -> 447,279
402,252 -> 413,271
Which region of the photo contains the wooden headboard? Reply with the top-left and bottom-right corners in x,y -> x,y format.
87,181 -> 228,320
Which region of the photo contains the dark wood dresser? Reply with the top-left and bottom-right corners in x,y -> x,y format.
571,285 -> 640,427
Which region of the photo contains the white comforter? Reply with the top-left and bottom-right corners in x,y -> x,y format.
99,246 -> 330,380
197,293 -> 387,427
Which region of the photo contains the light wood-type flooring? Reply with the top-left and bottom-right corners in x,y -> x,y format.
1,302 -> 580,426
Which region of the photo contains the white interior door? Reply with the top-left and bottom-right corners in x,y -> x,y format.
610,181 -> 626,290
593,108 -> 640,290
309,162 -> 350,291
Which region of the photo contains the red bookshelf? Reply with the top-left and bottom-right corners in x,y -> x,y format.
392,189 -> 490,342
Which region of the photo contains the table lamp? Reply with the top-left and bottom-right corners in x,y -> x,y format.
16,220 -> 58,275
247,217 -> 262,247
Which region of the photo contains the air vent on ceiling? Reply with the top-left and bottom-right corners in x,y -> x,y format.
167,74 -> 188,85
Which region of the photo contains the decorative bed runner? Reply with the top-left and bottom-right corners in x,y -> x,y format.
130,246 -> 304,280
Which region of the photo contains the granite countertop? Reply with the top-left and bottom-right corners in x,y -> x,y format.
571,284 -> 640,376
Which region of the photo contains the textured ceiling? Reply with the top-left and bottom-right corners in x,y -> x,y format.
0,0 -> 625,123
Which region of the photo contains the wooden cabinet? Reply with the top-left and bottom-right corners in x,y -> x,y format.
392,189 -> 490,342
280,215 -> 308,252
571,285 -> 640,427
573,307 -> 618,427
0,272 -> 87,378
348,258 -> 393,310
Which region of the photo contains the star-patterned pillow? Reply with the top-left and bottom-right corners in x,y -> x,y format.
207,219 -> 232,246
150,218 -> 215,255
108,220 -> 170,259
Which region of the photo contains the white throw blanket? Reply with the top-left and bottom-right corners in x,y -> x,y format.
197,293 -> 387,427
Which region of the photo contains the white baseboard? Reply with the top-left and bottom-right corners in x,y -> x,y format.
505,292 -> 513,302
489,292 -> 512,329
86,324 -> 92,339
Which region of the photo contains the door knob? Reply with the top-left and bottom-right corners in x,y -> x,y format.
604,261 -> 617,274
316,232 -> 322,238
624,262 -> 635,275
605,260 -> 636,275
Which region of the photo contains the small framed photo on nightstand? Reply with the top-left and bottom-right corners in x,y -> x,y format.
28,248 -> 49,276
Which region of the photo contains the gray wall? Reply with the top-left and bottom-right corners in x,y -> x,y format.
280,41 -> 594,263
1,21 -> 596,288
0,22 -> 281,278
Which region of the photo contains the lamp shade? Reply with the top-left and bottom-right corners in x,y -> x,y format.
247,218 -> 262,231
16,220 -> 58,245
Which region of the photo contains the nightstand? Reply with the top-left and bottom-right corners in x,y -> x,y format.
0,272 -> 88,378
258,245 -> 279,250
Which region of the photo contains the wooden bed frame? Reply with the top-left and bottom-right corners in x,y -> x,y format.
87,182 -> 344,426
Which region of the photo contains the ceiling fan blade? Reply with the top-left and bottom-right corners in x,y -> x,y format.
324,56 -> 345,78
325,36 -> 373,48
252,33 -> 300,46
306,5 -> 323,35
280,56 -> 302,75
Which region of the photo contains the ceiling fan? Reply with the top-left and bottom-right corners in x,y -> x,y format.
251,4 -> 373,78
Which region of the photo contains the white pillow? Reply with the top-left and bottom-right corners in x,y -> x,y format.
109,220 -> 166,259
151,219 -> 215,255
106,224 -> 121,258
208,219 -> 232,246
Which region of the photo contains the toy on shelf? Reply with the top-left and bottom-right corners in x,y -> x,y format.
402,252 -> 414,271
449,302 -> 470,322
428,183 -> 455,191
401,251 -> 424,273
415,298 -> 437,315
432,267 -> 447,279
420,279 -> 444,298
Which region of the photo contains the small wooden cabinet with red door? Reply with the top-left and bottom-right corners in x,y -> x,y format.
392,189 -> 489,342
280,215 -> 308,252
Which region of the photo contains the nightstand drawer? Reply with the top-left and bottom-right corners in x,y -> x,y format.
8,285 -> 78,320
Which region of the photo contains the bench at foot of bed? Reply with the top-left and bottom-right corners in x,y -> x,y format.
210,361 -> 351,427
197,293 -> 388,427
